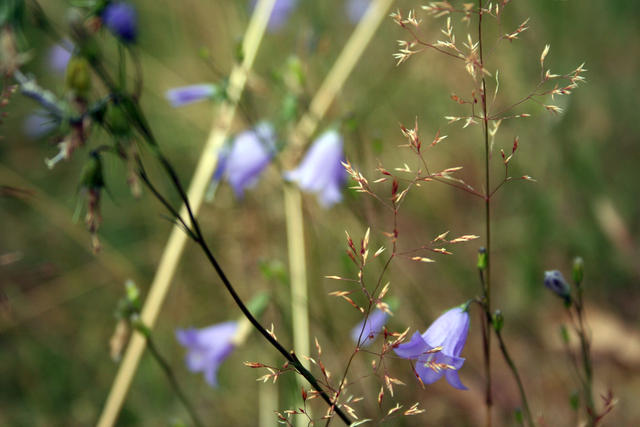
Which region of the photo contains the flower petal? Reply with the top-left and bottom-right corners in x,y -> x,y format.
394,332 -> 430,359
444,369 -> 468,390
165,84 -> 216,107
422,307 -> 469,357
415,361 -> 444,385
350,309 -> 389,346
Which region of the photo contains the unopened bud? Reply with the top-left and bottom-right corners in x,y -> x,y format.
125,279 -> 140,308
493,310 -> 504,333
572,256 -> 584,285
544,270 -> 571,303
65,56 -> 92,96
477,247 -> 487,271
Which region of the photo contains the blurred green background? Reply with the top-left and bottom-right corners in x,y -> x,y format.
1,0 -> 639,425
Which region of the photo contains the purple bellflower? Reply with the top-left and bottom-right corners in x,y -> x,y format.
394,306 -> 470,390
350,308 -> 389,347
102,2 -> 137,43
176,321 -> 238,387
48,40 -> 72,74
251,0 -> 297,31
224,122 -> 276,197
284,129 -> 346,208
165,84 -> 218,107
346,0 -> 370,23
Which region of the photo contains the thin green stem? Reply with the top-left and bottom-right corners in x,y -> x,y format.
478,2 -> 493,425
143,332 -> 205,427
574,286 -> 595,424
494,328 -> 535,427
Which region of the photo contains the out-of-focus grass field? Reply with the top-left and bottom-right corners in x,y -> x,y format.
1,0 -> 640,425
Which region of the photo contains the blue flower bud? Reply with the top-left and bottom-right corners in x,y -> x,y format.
102,2 -> 137,43
544,270 -> 571,302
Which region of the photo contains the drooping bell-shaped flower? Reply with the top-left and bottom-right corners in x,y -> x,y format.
224,122 -> 276,197
394,306 -> 470,390
251,0 -> 297,31
176,321 -> 238,387
284,129 -> 346,208
165,84 -> 219,107
350,308 -> 389,347
346,0 -> 370,23
544,270 -> 571,302
102,2 -> 137,43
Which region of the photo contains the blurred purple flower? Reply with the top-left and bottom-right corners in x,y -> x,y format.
251,0 -> 297,31
284,129 -> 346,208
102,2 -> 137,43
346,0 -> 370,23
176,321 -> 238,387
23,111 -> 58,139
48,40 -> 73,74
224,122 -> 276,197
165,84 -> 217,107
394,306 -> 470,390
350,309 -> 389,347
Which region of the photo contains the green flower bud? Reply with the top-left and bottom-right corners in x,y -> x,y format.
65,56 -> 91,96
493,309 -> 504,333
125,279 -> 140,308
572,256 -> 584,285
477,247 -> 487,271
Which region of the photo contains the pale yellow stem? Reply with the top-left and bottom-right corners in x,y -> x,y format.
96,1 -> 276,426
281,2 -> 394,425
284,184 -> 309,362
259,362 -> 279,427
